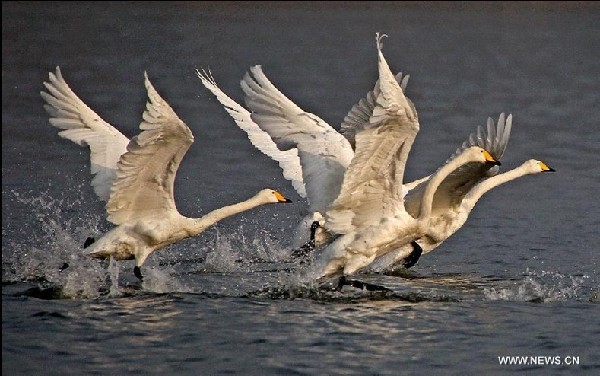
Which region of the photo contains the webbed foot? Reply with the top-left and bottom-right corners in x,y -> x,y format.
337,276 -> 391,292
83,236 -> 95,249
134,266 -> 143,281
402,241 -> 423,269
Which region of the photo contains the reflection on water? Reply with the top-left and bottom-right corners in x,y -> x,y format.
81,295 -> 184,339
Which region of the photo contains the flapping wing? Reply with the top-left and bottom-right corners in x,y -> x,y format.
197,69 -> 306,198
325,33 -> 420,234
342,70 -> 424,199
106,73 -> 194,225
40,66 -> 130,201
404,113 -> 513,216
340,71 -> 410,149
241,65 -> 354,213
450,113 -> 512,171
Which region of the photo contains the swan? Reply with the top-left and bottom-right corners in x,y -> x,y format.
365,112 -> 515,270
368,157 -> 555,272
41,66 -> 291,280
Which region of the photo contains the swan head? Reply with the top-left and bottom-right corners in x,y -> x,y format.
463,146 -> 501,166
524,159 -> 556,173
258,189 -> 293,204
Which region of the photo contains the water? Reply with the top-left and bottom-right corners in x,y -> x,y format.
3,2 -> 599,374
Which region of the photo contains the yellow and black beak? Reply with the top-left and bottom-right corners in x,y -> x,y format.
274,191 -> 292,203
539,161 -> 556,172
483,150 -> 501,166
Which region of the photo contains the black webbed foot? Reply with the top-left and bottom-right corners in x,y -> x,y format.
83,236 -> 95,249
290,221 -> 320,261
290,241 -> 314,260
134,266 -> 143,281
402,241 -> 423,269
337,276 -> 392,292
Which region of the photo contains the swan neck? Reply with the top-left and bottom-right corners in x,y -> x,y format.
186,194 -> 267,235
418,154 -> 470,219
462,164 -> 533,211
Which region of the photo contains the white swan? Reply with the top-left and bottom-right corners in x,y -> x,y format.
365,113 -> 514,270
369,157 -> 555,272
41,67 -> 291,279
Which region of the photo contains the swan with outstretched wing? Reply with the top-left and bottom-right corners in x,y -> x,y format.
42,67 -> 291,280
368,114 -> 555,272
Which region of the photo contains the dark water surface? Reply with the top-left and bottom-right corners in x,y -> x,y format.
3,2 -> 599,375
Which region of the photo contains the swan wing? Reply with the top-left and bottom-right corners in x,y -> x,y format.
450,112 -> 512,174
404,113 -> 513,215
40,66 -> 130,201
340,71 -> 410,149
325,33 -> 420,234
342,70 -> 422,200
106,73 -> 194,225
196,69 -> 306,198
241,65 -> 353,213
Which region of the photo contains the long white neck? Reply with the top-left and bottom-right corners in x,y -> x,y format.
185,193 -> 270,236
461,162 -> 538,213
418,153 -> 479,219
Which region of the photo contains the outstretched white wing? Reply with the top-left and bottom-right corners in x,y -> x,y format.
197,69 -> 306,198
241,65 -> 354,213
325,33 -> 420,234
106,73 -> 194,225
340,71 -> 410,149
41,66 -> 130,201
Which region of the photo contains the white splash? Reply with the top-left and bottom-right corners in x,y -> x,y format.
5,189 -> 113,298
484,268 -> 590,302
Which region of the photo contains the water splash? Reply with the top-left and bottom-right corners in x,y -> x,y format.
202,229 -> 245,273
483,268 -> 590,302
202,226 -> 290,273
4,188 -> 111,299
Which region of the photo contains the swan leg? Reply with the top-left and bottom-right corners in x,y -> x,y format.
134,266 -> 144,281
336,276 -> 391,292
290,242 -> 313,260
402,241 -> 423,269
290,221 -> 320,260
83,236 -> 95,249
